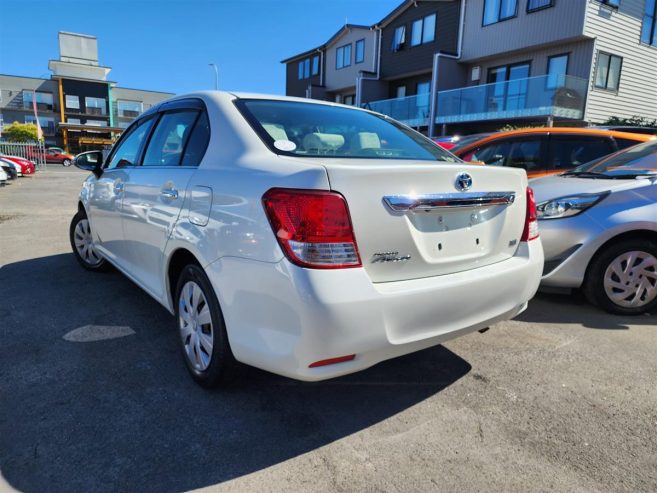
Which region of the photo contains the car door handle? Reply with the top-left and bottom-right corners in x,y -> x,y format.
113,182 -> 124,194
161,188 -> 179,200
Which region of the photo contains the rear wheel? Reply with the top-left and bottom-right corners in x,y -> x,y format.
583,239 -> 657,315
69,210 -> 110,272
175,264 -> 239,387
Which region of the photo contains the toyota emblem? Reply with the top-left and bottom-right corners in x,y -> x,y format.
455,172 -> 473,192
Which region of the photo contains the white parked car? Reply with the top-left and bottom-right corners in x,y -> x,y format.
71,92 -> 543,386
0,167 -> 7,186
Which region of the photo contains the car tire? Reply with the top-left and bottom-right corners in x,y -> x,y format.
63,159 -> 72,167
175,264 -> 240,388
583,239 -> 657,315
69,210 -> 111,272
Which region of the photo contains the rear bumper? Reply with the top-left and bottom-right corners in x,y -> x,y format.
206,240 -> 543,381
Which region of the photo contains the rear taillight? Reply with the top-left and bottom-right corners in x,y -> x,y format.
521,187 -> 539,242
262,188 -> 362,269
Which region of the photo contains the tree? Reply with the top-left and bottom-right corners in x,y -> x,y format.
1,122 -> 39,142
601,115 -> 657,128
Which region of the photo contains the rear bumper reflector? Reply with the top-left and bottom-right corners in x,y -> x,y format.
309,355 -> 356,368
383,192 -> 516,211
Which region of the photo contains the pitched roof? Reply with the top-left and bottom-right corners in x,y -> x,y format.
280,24 -> 372,64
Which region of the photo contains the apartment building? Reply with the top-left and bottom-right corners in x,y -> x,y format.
282,0 -> 657,136
0,32 -> 173,152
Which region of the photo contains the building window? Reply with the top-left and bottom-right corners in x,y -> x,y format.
396,86 -> 406,98
23,91 -> 54,111
311,55 -> 320,75
336,44 -> 351,69
65,95 -> 80,110
596,0 -> 620,8
411,14 -> 436,46
297,58 -> 310,80
483,0 -> 517,25
85,119 -> 106,133
527,0 -> 553,12
642,0 -> 657,46
25,115 -> 56,134
117,100 -> 143,118
487,62 -> 531,111
67,118 -> 81,132
85,97 -> 107,116
343,95 -> 355,106
546,53 -> 569,89
355,39 -> 365,64
594,52 -> 622,91
391,25 -> 406,51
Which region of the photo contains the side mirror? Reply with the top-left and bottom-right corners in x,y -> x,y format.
74,150 -> 104,178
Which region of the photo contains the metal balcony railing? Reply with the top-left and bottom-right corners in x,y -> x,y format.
362,93 -> 432,128
436,75 -> 588,124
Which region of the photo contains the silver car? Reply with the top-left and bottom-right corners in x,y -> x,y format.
532,140 -> 657,315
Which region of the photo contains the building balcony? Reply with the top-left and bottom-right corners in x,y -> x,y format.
436,75 -> 588,124
362,93 -> 431,128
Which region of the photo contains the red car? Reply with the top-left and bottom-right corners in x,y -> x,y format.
0,155 -> 36,175
27,147 -> 75,166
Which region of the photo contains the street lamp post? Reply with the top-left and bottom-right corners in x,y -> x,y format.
209,63 -> 219,90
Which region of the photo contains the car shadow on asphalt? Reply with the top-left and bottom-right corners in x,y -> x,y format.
517,291 -> 657,330
0,253 -> 471,493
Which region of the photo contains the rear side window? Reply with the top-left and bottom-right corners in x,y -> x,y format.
548,136 -> 614,170
142,110 -> 199,166
107,117 -> 156,169
614,138 -> 643,151
181,111 -> 210,166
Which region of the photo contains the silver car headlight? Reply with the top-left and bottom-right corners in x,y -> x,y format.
536,192 -> 609,220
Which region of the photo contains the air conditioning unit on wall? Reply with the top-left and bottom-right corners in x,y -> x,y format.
471,66 -> 481,82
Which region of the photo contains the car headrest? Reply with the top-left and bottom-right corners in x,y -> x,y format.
262,124 -> 288,142
350,132 -> 381,151
303,133 -> 345,152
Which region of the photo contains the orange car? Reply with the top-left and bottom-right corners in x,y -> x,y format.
453,128 -> 655,179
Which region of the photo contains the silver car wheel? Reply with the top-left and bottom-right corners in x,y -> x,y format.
73,219 -> 102,266
604,250 -> 657,308
178,281 -> 214,371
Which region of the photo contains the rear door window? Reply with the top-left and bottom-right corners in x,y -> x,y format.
468,136 -> 546,173
181,111 -> 210,166
142,110 -> 200,166
548,135 -> 615,170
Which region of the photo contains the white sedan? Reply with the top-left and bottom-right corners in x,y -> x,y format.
70,92 -> 543,386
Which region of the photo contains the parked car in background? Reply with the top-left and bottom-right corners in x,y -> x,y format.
532,140 -> 657,315
590,126 -> 657,135
0,155 -> 35,175
453,128 -> 654,179
48,146 -> 67,154
70,91 -> 543,387
433,133 -> 493,152
0,167 -> 7,187
0,158 -> 18,180
28,147 -> 75,166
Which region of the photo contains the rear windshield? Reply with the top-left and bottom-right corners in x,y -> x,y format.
235,99 -> 460,162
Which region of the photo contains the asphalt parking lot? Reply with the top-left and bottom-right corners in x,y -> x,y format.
0,167 -> 656,493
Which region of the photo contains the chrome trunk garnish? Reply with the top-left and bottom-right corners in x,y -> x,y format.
383,192 -> 516,212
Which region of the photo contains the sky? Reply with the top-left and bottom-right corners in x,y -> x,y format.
0,0 -> 401,96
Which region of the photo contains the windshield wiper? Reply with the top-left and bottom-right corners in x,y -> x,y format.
560,171 -> 612,179
607,171 -> 657,179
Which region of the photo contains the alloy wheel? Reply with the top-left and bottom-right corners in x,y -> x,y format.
178,281 -> 214,371
73,219 -> 103,266
604,250 -> 657,308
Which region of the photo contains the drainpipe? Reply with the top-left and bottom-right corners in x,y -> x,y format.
429,0 -> 466,138
356,26 -> 382,107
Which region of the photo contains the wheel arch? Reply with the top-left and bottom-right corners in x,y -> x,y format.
584,229 -> 657,281
167,248 -> 203,312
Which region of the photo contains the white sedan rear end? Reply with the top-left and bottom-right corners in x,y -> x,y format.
71,92 -> 543,386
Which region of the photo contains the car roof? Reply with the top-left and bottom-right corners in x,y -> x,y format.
454,127 -> 655,155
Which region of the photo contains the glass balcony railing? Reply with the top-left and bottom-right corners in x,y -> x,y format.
436,75 -> 588,124
362,93 -> 432,127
